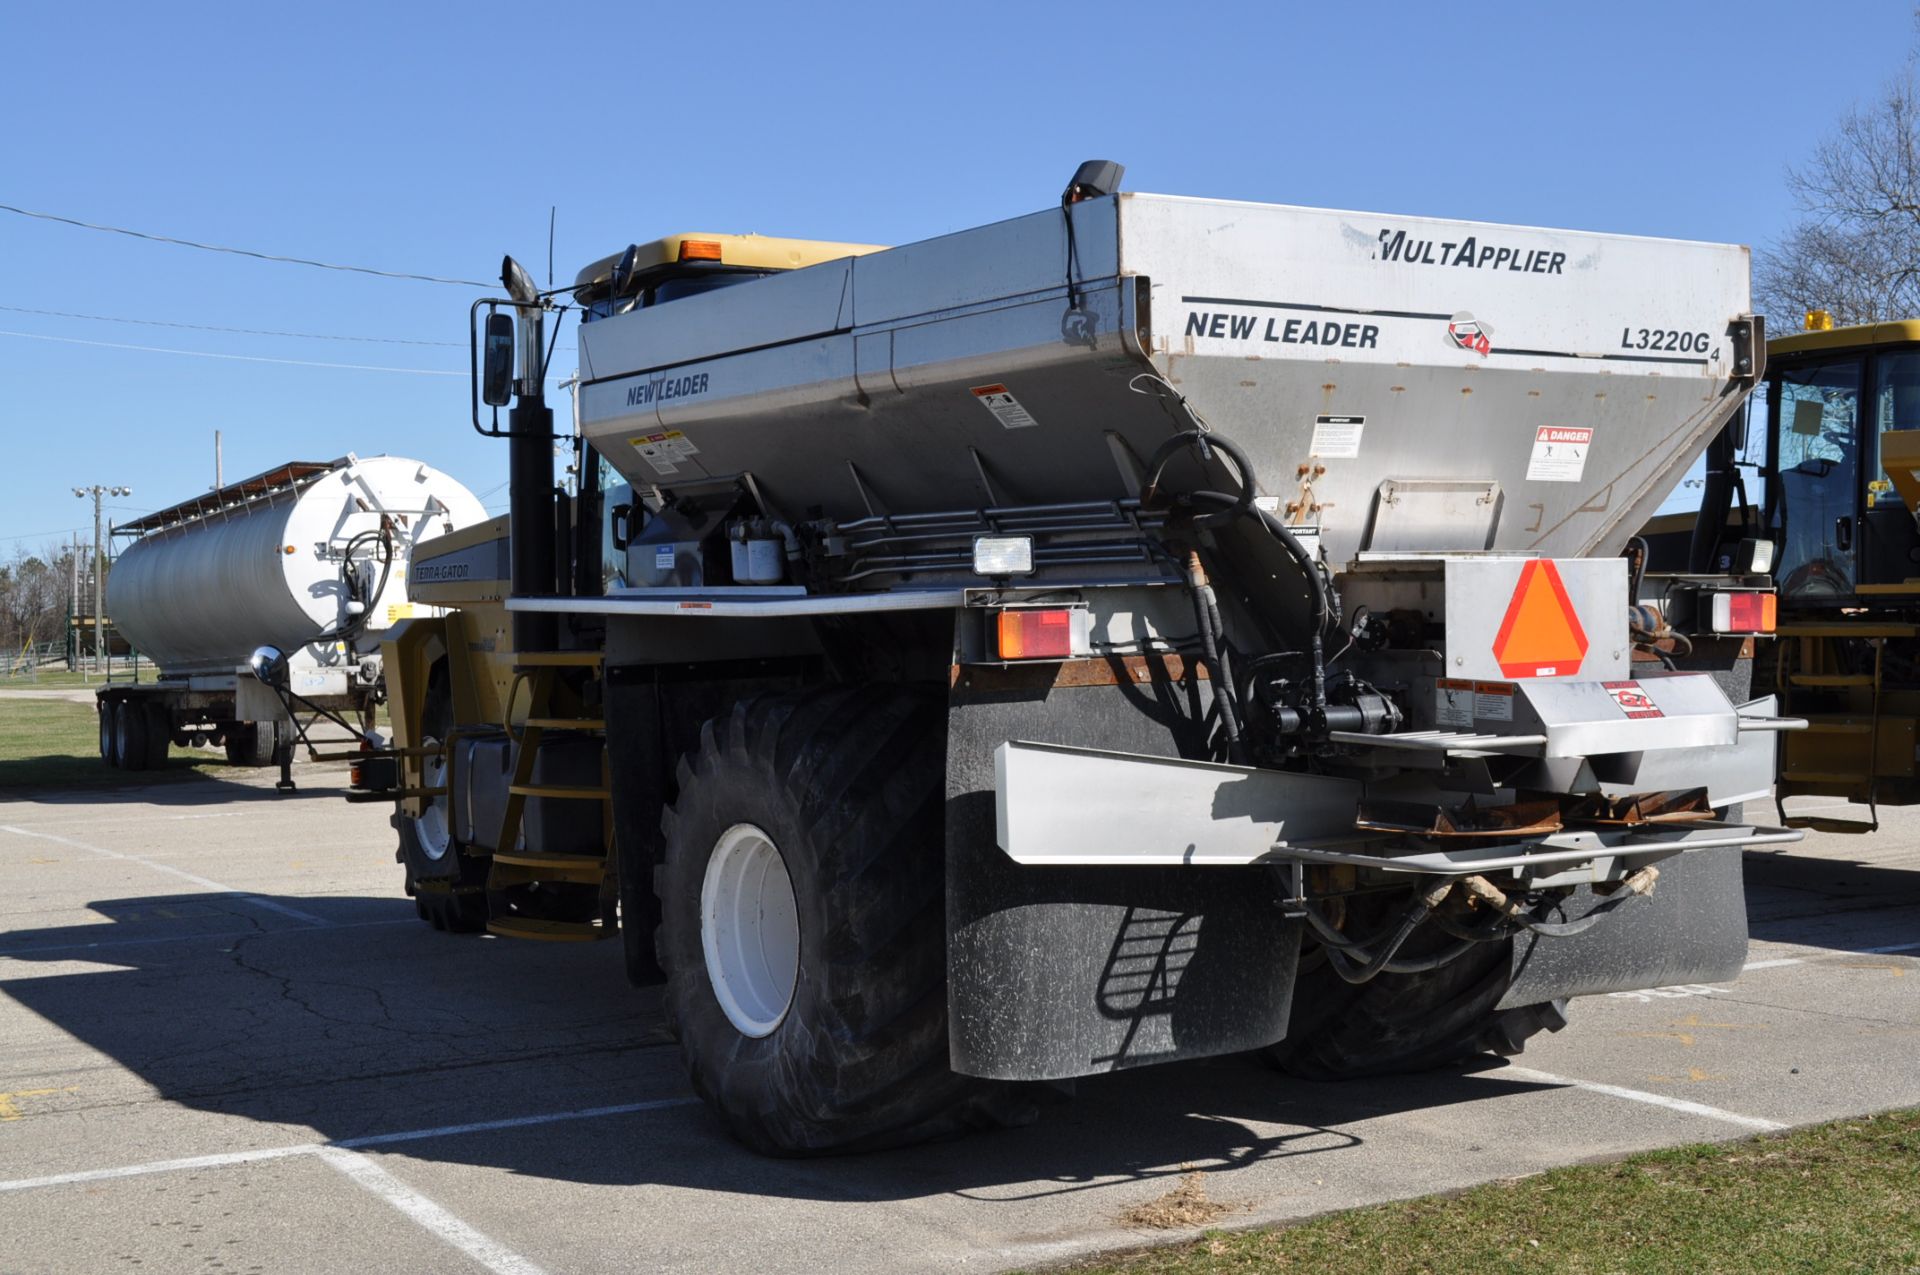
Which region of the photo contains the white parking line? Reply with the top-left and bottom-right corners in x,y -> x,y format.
0,1143 -> 315,1194
1501,1065 -> 1786,1132
315,1145 -> 549,1275
0,1095 -> 700,1194
1741,939 -> 1920,975
0,823 -> 327,926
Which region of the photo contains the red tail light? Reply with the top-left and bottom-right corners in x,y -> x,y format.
1710,591 -> 1776,633
996,608 -> 1083,660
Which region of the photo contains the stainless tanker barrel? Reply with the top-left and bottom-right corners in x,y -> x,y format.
110,455 -> 486,680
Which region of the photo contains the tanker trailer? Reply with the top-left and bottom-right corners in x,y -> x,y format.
98,455 -> 485,773
363,164 -> 1805,1154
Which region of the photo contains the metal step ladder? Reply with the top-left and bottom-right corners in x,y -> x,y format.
486,652 -> 615,940
1772,623 -> 1916,833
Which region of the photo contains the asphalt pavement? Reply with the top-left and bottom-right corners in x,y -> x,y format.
0,770 -> 1914,1274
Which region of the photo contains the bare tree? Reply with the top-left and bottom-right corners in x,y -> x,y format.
0,543 -> 76,660
1756,75 -> 1920,325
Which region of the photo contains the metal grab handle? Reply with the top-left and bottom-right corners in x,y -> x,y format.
1836,515 -> 1853,551
1736,715 -> 1809,732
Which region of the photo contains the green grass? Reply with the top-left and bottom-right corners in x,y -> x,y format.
1038,1109 -> 1920,1275
0,696 -> 226,790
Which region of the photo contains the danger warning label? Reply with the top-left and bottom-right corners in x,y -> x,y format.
971,384 -> 1039,429
1526,426 -> 1593,483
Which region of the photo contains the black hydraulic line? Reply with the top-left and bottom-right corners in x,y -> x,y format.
1186,487 -> 1335,636
1184,555 -> 1245,762
1431,909 -> 1523,944
1322,936 -> 1479,981
1316,905 -> 1427,984
310,528 -> 394,647
1298,880 -> 1456,985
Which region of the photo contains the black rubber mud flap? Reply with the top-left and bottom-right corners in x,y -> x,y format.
944,681 -> 1301,1082
1499,846 -> 1748,1008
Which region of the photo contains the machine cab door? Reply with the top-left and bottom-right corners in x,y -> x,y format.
1773,356 -> 1863,604
1860,348 -> 1920,592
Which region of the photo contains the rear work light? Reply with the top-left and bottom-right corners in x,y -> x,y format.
1709,591 -> 1776,633
972,535 -> 1034,576
995,608 -> 1091,661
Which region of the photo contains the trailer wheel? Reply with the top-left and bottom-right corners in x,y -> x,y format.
115,701 -> 151,772
98,701 -> 117,767
658,685 -> 1033,1155
400,669 -> 487,934
223,722 -> 278,767
1268,932 -> 1567,1079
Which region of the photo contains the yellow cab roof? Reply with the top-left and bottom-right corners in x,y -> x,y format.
1771,319 -> 1920,358
572,232 -> 887,299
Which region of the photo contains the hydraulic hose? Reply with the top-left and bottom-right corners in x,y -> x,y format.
312,528 -> 394,646
1183,486 -> 1334,636
1300,879 -> 1456,985
1184,552 -> 1246,761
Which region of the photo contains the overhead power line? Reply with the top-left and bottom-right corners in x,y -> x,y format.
0,202 -> 493,288
0,329 -> 464,376
0,303 -> 464,347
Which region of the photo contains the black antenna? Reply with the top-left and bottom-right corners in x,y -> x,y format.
547,206 -> 556,288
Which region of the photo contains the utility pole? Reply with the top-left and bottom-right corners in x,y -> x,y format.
69,535 -> 79,671
73,484 -> 131,675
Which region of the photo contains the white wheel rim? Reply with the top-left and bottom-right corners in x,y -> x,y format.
700,823 -> 800,1038
413,736 -> 452,861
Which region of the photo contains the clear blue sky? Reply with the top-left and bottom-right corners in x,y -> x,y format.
3,0 -> 1912,554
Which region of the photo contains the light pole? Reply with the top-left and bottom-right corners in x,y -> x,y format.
73,484 -> 130,674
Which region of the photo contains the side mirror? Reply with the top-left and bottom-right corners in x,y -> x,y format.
610,244 -> 641,297
248,645 -> 289,689
482,312 -> 516,407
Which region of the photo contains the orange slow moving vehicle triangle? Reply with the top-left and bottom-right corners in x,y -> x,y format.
1490,560 -> 1588,678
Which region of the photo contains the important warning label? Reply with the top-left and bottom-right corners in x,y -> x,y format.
1473,681 -> 1515,721
1309,414 -> 1366,459
1526,426 -> 1593,483
628,429 -> 701,475
1436,678 -> 1474,728
970,383 -> 1039,429
1603,680 -> 1663,719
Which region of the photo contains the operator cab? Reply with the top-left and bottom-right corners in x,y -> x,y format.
573,232 -> 886,321
1758,318 -> 1920,605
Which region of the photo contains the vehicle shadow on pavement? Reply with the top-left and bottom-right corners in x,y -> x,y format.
0,889 -> 1562,1199
0,769 -> 343,806
1743,848 -> 1920,953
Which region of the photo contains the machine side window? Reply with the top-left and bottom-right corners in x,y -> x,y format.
1872,350 -> 1920,508
1773,358 -> 1862,603
597,452 -> 634,591
1776,361 -> 1859,474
